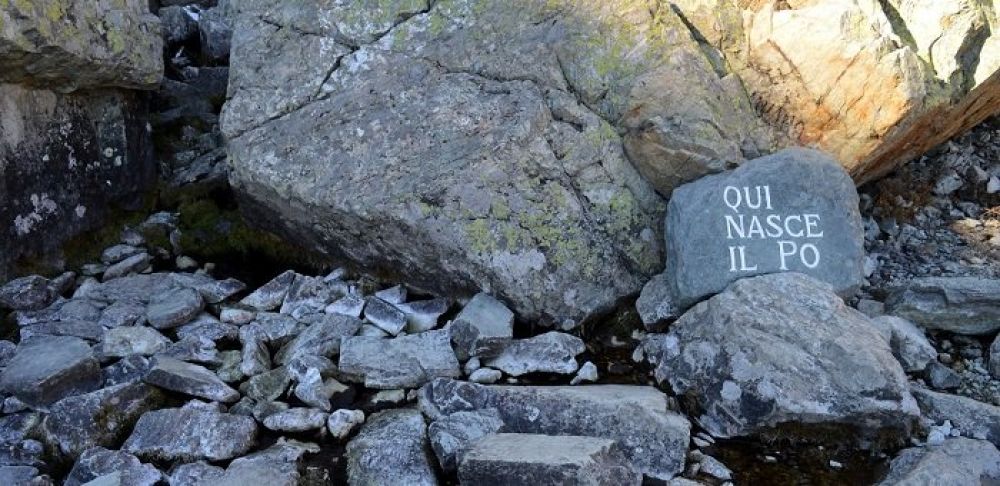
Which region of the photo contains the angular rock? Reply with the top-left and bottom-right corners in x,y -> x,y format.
339,329 -> 460,389
275,314 -> 362,365
100,327 -> 171,358
428,408 -> 504,472
419,378 -> 690,480
886,277 -> 1000,335
872,316 -> 937,372
571,361 -> 599,385
0,336 -> 102,409
0,341 -> 15,368
209,442 -> 312,486
20,319 -> 104,342
176,313 -> 239,343
98,301 -> 146,328
0,0 -> 163,90
468,368 -> 501,385
240,270 -> 296,311
43,383 -> 163,458
122,408 -> 257,462
484,331 -> 584,377
102,253 -> 152,281
262,408 -> 328,432
375,285 -> 407,305
327,409 -> 365,440
992,333 -> 1000,380
239,367 -> 290,402
0,466 -> 49,485
199,5 -> 232,63
101,245 -> 142,265
216,350 -> 244,383
363,297 -> 407,336
450,293 -> 514,360
325,293 -> 365,318
346,409 -> 437,486
665,148 -> 864,309
167,461 -> 224,486
925,362 -> 962,391
458,433 -> 641,486
0,276 -> 57,311
912,388 -> 1000,447
636,272 -> 678,331
159,6 -> 199,46
293,368 -> 352,412
878,438 -> 1000,485
143,356 -> 240,403
279,274 -> 335,316
399,298 -> 450,333
77,274 -> 178,305
146,287 -> 204,329
642,273 -> 918,439
102,356 -> 151,387
14,298 -> 103,327
160,337 -> 221,366
64,447 -> 161,486
249,312 -> 304,344
239,334 -> 271,378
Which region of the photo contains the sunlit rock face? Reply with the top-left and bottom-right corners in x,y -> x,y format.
671,0 -> 1000,184
0,1 -> 162,280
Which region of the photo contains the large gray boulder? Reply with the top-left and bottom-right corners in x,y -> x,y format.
419,378 -> 690,480
345,409 -> 438,486
0,336 -> 102,409
0,1 -> 162,90
664,148 -> 864,309
886,277 -> 1000,335
42,383 -> 164,458
339,329 -> 460,389
877,438 -> 1000,485
222,0 -> 714,329
143,357 -> 240,403
641,273 -> 918,439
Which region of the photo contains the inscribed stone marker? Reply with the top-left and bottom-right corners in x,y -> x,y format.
664,148 -> 864,309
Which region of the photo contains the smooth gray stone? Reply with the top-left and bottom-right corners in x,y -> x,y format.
346,409 -> 438,486
912,387 -> 1000,448
665,148 -> 863,309
458,433 -> 641,486
64,447 -> 162,486
102,253 -> 152,281
886,277 -> 1000,335
0,276 -> 57,311
122,408 -> 257,462
450,293 -> 514,360
877,438 -> 1000,485
635,272 -> 678,331
42,383 -> 163,458
77,274 -> 179,305
20,319 -> 104,342
275,314 -> 362,365
146,287 -> 204,329
483,331 -> 584,377
100,245 -> 142,265
419,379 -> 690,480
143,356 -> 240,403
363,297 -> 407,336
642,273 -> 918,440
871,316 -> 937,372
100,327 -> 171,358
339,329 -> 460,389
262,408 -> 328,432
241,270 -> 296,311
327,409 -> 365,440
428,409 -> 504,472
0,336 -> 102,409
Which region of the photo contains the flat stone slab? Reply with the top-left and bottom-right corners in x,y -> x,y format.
886,277 -> 1000,335
143,356 -> 240,403
339,329 -> 460,389
459,433 -> 641,486
274,314 -> 362,365
123,408 -> 257,462
0,336 -> 102,409
64,447 -> 162,486
419,378 -> 690,480
428,409 -> 504,472
146,287 -> 204,329
912,387 -> 1000,447
665,148 -> 864,309
100,327 -> 171,358
240,270 -> 296,311
346,409 -> 438,486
